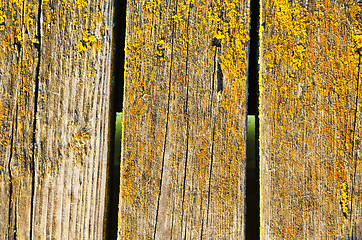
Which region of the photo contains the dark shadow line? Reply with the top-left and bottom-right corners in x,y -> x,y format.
104,0 -> 127,239
246,0 -> 260,238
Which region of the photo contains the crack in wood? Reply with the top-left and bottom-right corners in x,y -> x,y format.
216,61 -> 223,94
202,40 -> 220,240
153,1 -> 178,238
179,3 -> 192,239
30,1 -> 43,239
350,53 -> 362,239
8,103 -> 18,239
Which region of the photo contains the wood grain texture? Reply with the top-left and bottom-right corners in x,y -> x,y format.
119,0 -> 250,239
0,1 -> 41,238
260,0 -> 362,238
0,0 -> 113,239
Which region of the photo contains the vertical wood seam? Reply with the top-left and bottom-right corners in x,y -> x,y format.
350,53 -> 362,238
202,44 -> 219,240
153,1 -> 178,238
8,104 -> 18,238
178,3 -> 192,239
30,0 -> 43,239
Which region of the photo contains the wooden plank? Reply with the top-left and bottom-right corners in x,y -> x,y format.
119,0 -> 250,238
260,0 -> 362,238
0,0 -> 113,239
0,1 -> 40,238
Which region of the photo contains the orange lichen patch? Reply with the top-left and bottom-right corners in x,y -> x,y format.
76,30 -> 96,52
72,127 -> 92,165
74,127 -> 91,141
0,103 -> 10,146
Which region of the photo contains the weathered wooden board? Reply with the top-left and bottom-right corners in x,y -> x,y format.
0,1 -> 39,238
260,0 -> 362,238
119,0 -> 250,238
0,0 -> 113,239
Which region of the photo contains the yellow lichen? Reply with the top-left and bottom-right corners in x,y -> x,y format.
350,5 -> 362,52
16,32 -> 22,42
156,39 -> 166,61
274,0 -> 307,71
208,0 -> 249,91
214,30 -> 225,40
291,44 -> 305,69
10,0 -> 22,6
259,24 -> 264,35
0,10 -> 5,31
340,182 -> 349,216
76,30 -> 96,52
75,127 -> 91,140
172,12 -> 183,23
352,32 -> 362,52
32,38 -> 39,45
76,0 -> 87,10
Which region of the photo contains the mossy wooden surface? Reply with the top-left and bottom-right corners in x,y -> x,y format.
0,0 -> 113,238
260,0 -> 362,238
119,0 -> 250,238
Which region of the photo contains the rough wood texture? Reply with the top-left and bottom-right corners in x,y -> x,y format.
119,0 -> 250,238
260,0 -> 362,238
0,0 -> 113,239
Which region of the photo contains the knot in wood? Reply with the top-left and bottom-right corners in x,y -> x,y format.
211,37 -> 221,48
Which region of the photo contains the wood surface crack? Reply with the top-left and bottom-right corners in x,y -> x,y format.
216,62 -> 223,94
30,1 -> 43,239
179,3 -> 192,239
8,104 -> 18,238
201,42 -> 219,240
153,2 -> 178,238
349,53 -> 362,239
